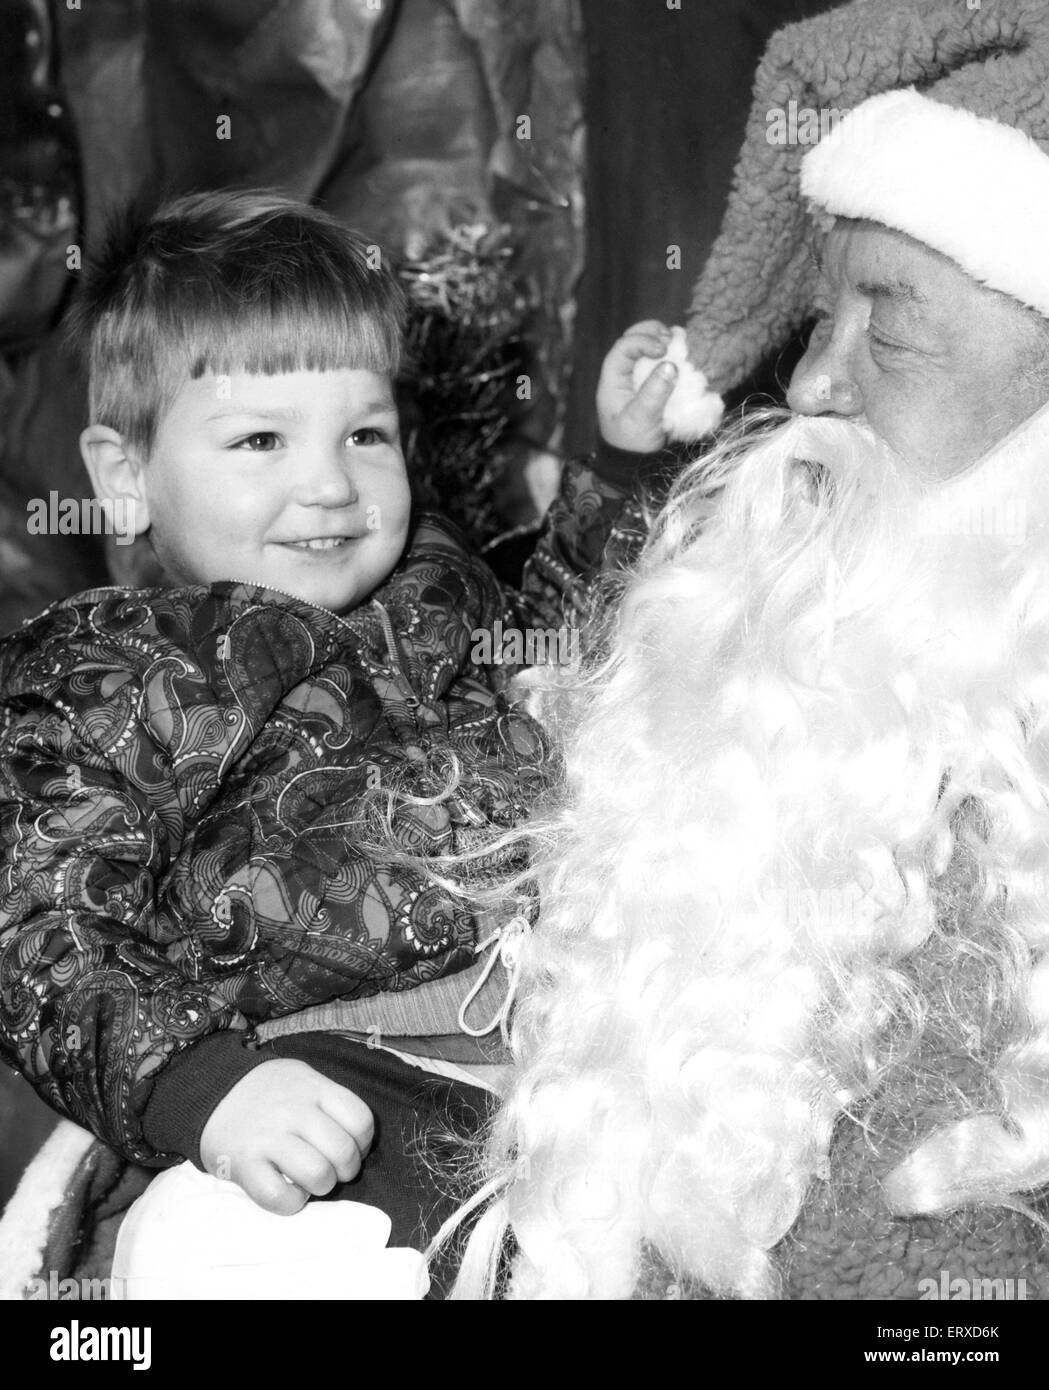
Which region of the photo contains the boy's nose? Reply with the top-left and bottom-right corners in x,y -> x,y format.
295,450 -> 360,507
786,340 -> 863,417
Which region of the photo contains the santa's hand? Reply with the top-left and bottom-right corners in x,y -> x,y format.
199,1059 -> 374,1215
597,320 -> 679,454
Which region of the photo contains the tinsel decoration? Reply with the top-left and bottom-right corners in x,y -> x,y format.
396,222 -> 533,548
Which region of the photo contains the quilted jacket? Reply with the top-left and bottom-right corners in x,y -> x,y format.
0,453 -> 647,1164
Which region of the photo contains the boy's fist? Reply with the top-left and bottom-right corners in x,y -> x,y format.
597,320 -> 678,454
199,1059 -> 375,1215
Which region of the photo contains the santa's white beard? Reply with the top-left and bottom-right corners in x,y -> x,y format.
457,402 -> 1049,1301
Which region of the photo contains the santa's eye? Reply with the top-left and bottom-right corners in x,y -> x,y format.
866,324 -> 908,354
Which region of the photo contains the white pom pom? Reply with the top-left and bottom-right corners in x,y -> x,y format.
631,326 -> 725,440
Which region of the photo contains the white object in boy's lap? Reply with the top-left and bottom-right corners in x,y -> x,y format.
111,1162 -> 429,1300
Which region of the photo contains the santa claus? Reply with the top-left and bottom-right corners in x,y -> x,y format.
449,0 -> 1049,1300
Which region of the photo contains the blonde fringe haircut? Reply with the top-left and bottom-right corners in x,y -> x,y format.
434,403 -> 1049,1300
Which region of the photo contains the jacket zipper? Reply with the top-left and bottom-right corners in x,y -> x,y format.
225,579 -> 421,709
82,578 -> 424,709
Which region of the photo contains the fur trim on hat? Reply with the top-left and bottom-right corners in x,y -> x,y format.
0,1121 -> 95,1300
802,89 -> 1049,320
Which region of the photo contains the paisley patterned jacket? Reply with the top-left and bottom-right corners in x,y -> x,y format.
0,455 -> 647,1162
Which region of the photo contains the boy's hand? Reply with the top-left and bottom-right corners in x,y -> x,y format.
597,320 -> 679,454
199,1059 -> 374,1216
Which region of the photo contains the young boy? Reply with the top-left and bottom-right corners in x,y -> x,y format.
0,190 -> 677,1289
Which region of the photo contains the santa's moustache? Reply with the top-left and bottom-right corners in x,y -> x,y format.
447,404 -> 1049,1301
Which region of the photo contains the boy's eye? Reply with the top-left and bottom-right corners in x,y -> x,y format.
348,427 -> 387,447
233,432 -> 281,451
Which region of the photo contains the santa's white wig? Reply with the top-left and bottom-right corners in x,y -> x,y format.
443,401 -> 1049,1299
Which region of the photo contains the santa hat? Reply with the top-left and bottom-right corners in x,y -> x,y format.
659,0 -> 1049,439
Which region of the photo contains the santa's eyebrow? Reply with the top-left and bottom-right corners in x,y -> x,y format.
856,278 -> 928,307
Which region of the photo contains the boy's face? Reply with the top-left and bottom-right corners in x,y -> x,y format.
137,368 -> 411,613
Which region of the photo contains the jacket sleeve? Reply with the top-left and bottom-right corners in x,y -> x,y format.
498,440 -> 667,638
0,693 -> 269,1165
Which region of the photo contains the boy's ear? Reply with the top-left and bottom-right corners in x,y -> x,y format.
79,426 -> 151,534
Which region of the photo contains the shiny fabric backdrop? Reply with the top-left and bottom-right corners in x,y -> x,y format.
0,0 -> 584,626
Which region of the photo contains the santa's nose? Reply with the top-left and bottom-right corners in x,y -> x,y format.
787,344 -> 862,417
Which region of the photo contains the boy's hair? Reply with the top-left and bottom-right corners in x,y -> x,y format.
66,189 -> 407,459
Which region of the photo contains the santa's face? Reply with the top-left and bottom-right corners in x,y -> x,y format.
787,220 -> 1049,480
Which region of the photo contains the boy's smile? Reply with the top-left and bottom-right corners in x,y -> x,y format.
124,368 -> 411,614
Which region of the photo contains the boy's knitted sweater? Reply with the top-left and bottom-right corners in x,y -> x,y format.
0,448 -> 650,1166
